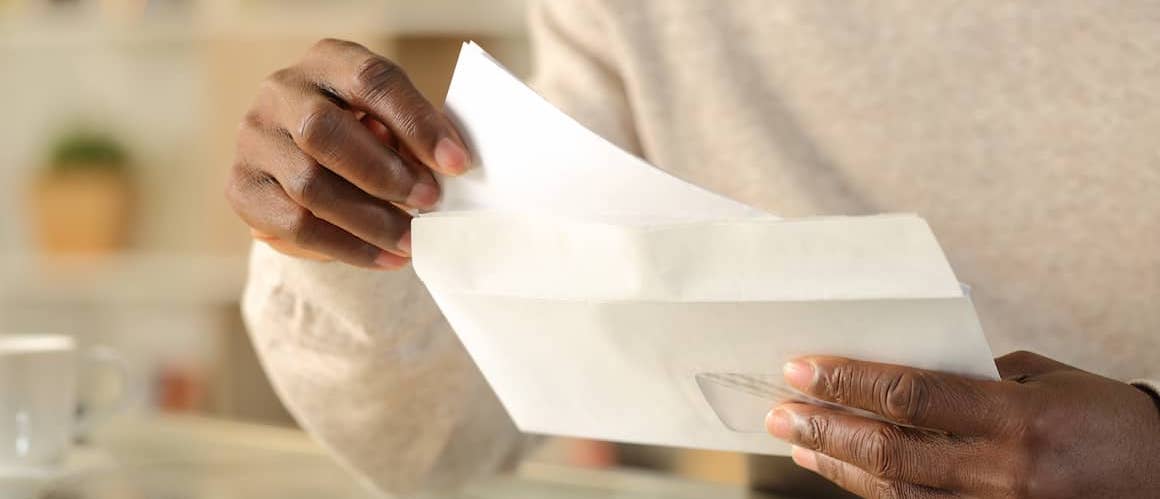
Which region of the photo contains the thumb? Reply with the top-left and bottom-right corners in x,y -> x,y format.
995,350 -> 1075,381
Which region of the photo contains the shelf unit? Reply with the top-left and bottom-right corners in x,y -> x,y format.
0,0 -> 529,49
0,253 -> 246,306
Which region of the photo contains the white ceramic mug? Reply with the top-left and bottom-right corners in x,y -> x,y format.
0,334 -> 127,467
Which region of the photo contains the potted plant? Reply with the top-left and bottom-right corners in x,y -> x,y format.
29,129 -> 135,255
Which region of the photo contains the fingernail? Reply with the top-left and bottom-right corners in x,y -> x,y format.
433,137 -> 468,175
784,359 -> 815,391
374,251 -> 407,270
765,408 -> 793,440
397,230 -> 412,256
791,446 -> 818,471
406,181 -> 439,209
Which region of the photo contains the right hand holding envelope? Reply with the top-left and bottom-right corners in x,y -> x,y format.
766,352 -> 1160,498
226,38 -> 470,269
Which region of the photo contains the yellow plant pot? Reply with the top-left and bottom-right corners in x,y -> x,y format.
30,166 -> 133,255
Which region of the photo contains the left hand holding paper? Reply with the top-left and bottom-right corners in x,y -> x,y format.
766,351 -> 1160,498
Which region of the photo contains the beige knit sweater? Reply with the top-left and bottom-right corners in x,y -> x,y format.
242,1 -> 1160,495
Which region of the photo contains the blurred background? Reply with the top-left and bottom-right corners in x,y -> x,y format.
0,0 -> 747,493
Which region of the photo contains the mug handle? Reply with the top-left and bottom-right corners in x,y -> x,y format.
76,346 -> 132,434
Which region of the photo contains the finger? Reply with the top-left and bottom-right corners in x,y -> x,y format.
301,38 -> 470,175
251,229 -> 333,261
244,127 -> 414,256
270,93 -> 440,209
285,166 -> 415,257
793,446 -> 952,499
783,356 -> 1011,435
361,114 -> 397,148
226,166 -> 407,270
994,350 -> 1074,381
767,403 -> 965,488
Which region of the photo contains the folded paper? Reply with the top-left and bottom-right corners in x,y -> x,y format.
412,42 -> 997,455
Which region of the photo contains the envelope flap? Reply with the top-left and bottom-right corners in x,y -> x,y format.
413,212 -> 963,302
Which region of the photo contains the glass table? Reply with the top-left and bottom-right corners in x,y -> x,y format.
7,415 -> 785,499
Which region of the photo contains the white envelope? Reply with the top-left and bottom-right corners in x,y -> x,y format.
412,42 -> 998,455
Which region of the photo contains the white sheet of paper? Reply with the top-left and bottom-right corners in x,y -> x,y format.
413,42 -> 998,455
435,42 -> 767,222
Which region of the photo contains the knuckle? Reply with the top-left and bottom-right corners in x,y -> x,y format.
238,109 -> 266,133
258,68 -> 300,98
863,426 -> 902,478
296,103 -> 343,153
882,371 -> 929,425
822,364 -> 856,404
236,117 -> 274,155
1010,439 -> 1037,477
395,104 -> 443,142
1027,411 -> 1053,446
287,164 -> 330,207
353,55 -> 405,103
223,165 -> 250,209
286,207 -> 320,247
1000,431 -> 1043,498
266,67 -> 297,87
801,414 -> 828,450
391,109 -> 425,137
1020,403 -> 1060,455
382,163 -> 416,198
227,158 -> 249,178
225,166 -> 273,205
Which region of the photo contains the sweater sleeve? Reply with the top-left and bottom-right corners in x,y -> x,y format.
242,243 -> 527,495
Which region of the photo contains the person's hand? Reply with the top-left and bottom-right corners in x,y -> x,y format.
226,38 -> 470,269
766,351 -> 1160,498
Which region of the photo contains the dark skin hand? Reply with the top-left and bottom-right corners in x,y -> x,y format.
766,351 -> 1160,498
227,38 -> 469,268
